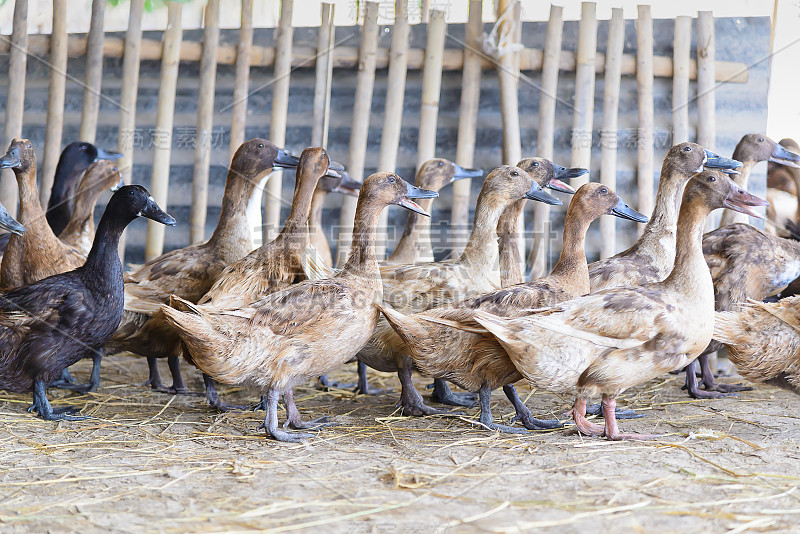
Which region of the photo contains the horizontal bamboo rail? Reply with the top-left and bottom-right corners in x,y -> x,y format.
0,34 -> 750,83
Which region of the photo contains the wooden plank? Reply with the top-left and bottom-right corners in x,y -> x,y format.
40,0 -> 68,208
311,2 -> 335,147
570,1 -> 597,186
189,0 -> 221,244
335,2 -> 380,267
229,0 -> 253,159
599,7 -> 624,259
263,0 -> 294,246
376,0 -> 409,260
636,5 -> 654,233
78,0 -> 105,143
450,0 -> 482,259
416,10 -> 447,168
0,0 -> 27,217
672,16 -> 691,144
528,3 -> 563,278
697,11 -> 718,229
144,2 -> 182,261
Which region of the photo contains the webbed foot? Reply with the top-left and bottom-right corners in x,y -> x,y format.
428,378 -> 477,407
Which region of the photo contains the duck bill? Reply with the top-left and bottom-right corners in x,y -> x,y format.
110,176 -> 126,192
769,143 -> 800,169
554,165 -> 588,184
273,148 -> 301,169
611,198 -> 649,222
0,203 -> 24,236
332,170 -> 362,196
0,146 -> 21,169
703,150 -> 743,172
398,182 -> 438,217
140,195 -> 177,226
723,187 -> 769,219
325,159 -> 346,178
451,164 -> 484,181
548,178 -> 577,194
524,183 -> 562,205
94,147 -> 123,161
719,168 -> 741,176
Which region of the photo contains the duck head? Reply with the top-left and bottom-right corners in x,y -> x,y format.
415,158 -> 483,192
570,182 -> 649,223
733,133 -> 800,169
517,157 -> 584,194
684,170 -> 768,218
230,138 -> 302,179
0,201 -> 24,236
482,165 -> 562,206
57,141 -> 122,176
109,185 -> 176,227
83,160 -> 125,194
661,142 -> 742,178
360,171 -> 438,216
320,169 -> 362,197
0,138 -> 35,173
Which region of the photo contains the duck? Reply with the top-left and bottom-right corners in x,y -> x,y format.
469,170 -> 767,440
767,138 -> 800,195
0,185 -> 174,420
104,139 -> 301,394
384,158 -> 483,266
308,170 -> 362,269
0,200 -> 25,237
766,139 -> 800,233
378,182 -> 647,433
497,159 -> 579,286
357,162 -> 565,416
160,172 -> 439,442
0,140 -> 88,290
713,297 -> 800,394
58,160 -> 125,256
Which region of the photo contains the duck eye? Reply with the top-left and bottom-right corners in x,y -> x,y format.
532,162 -> 539,167
759,137 -> 764,142
438,161 -> 443,166
257,143 -> 264,149
510,170 -> 518,176
599,187 -> 608,194
707,175 -> 716,182
388,176 -> 396,183
683,146 -> 691,152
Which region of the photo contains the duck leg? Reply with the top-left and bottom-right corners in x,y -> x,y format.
204,374 -> 250,412
282,388 -> 335,430
601,395 -> 659,441
683,359 -> 738,399
51,350 -> 103,394
316,365 -> 357,391
143,356 -> 165,390
428,378 -> 478,407
570,398 -> 604,436
503,384 -> 561,430
698,353 -> 752,393
258,388 -> 313,442
396,367 -> 453,416
353,361 -> 391,396
473,385 -> 527,434
583,402 -> 644,420
28,380 -> 88,421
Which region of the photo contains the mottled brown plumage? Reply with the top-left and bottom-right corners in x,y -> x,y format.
768,139 -> 800,195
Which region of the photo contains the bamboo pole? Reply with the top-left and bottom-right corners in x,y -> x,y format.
599,7 -> 624,259
311,3 -> 335,147
229,0 -> 253,158
78,0 -> 106,143
117,0 -> 144,262
263,0 -> 294,246
40,0 -> 68,208
570,1 -> 596,187
636,5 -> 654,233
450,0 -> 482,259
335,2 -> 379,267
672,16 -> 691,144
375,0 -> 409,260
697,10 -> 717,230
0,35 -> 751,84
189,0 -> 221,244
0,0 -> 27,217
528,4 -> 563,278
144,2 -> 182,261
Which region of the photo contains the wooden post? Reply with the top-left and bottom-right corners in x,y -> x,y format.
311,3 -> 335,147
335,2 -> 379,267
189,0 -> 220,244
144,2 -> 182,261
697,11 -> 718,229
117,0 -> 144,262
599,7 -> 624,259
570,1 -> 596,186
672,16 -> 691,144
229,0 -> 253,158
263,0 -> 294,246
636,5 -> 654,232
40,0 -> 68,208
78,0 -> 106,143
376,0 -> 409,260
0,0 -> 27,217
450,0 -> 482,259
528,4 -> 563,278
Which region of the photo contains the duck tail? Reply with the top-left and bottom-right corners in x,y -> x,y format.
375,302 -> 432,352
301,243 -> 337,281
712,310 -> 746,346
471,310 -> 517,345
160,302 -> 230,374
416,314 -> 489,334
168,294 -> 201,315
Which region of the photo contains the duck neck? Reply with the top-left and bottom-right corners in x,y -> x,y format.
279,169 -> 318,236
459,192 -> 508,275
719,158 -> 756,226
208,168 -> 264,249
663,198 -> 712,292
388,197 -> 436,262
547,204 -> 591,294
341,199 -> 383,280
14,167 -> 53,238
309,188 -> 326,232
631,168 -> 688,262
81,211 -> 128,290
495,199 -> 526,285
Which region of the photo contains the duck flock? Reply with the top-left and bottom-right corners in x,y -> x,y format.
0,133 -> 798,443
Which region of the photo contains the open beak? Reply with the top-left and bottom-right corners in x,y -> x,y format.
0,202 -> 24,236
325,159 -> 345,179
769,143 -> 800,169
610,198 -> 649,222
398,181 -> 438,217
0,146 -> 21,169
140,195 -> 177,226
451,164 -> 484,182
332,170 -> 362,196
703,149 -> 743,172
94,147 -> 123,161
273,148 -> 301,169
111,176 -> 125,192
524,182 -> 562,205
718,168 -> 741,175
723,185 -> 769,219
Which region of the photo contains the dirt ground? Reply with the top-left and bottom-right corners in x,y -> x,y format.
0,355 -> 799,534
